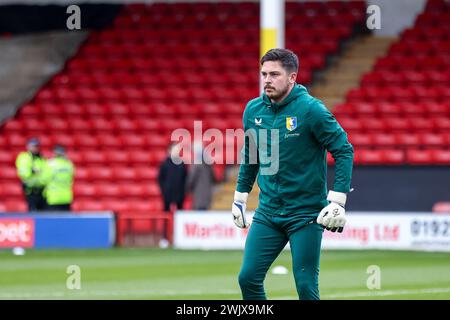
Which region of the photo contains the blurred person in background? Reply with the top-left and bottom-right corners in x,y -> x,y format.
15,137 -> 47,211
186,141 -> 217,210
42,144 -> 75,211
158,143 -> 187,212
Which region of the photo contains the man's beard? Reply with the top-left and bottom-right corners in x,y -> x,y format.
266,84 -> 290,101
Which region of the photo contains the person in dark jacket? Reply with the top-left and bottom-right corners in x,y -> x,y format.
158,144 -> 187,212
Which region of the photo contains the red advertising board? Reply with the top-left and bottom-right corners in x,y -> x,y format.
0,218 -> 35,248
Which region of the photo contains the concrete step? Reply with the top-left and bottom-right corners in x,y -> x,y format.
312,85 -> 356,97
321,97 -> 345,109
211,188 -> 259,210
309,35 -> 397,111
320,73 -> 363,82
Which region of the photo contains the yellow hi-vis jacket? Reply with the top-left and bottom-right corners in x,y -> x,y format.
15,151 -> 47,193
42,156 -> 75,205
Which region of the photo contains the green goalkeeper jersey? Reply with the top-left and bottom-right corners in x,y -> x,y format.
236,84 -> 354,218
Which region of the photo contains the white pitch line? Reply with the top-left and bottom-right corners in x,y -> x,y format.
0,289 -> 239,299
324,287 -> 450,299
275,287 -> 450,299
1,287 -> 450,299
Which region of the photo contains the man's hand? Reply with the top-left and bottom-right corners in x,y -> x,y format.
232,191 -> 249,228
317,191 -> 347,233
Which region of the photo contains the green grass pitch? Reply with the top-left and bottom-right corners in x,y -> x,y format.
1,248 -> 449,300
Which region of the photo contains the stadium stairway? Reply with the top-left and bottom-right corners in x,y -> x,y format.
311,35 -> 397,108
211,166 -> 259,211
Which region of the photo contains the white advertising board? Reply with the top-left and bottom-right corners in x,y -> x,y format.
174,211 -> 450,252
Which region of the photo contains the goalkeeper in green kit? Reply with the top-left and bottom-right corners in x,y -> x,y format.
232,48 -> 354,300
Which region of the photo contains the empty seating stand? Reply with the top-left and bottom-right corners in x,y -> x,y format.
333,0 -> 450,166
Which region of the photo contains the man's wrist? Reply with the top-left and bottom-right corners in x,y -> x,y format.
234,191 -> 249,203
327,190 -> 347,207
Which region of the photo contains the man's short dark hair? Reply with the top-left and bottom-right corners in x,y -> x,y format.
260,48 -> 299,73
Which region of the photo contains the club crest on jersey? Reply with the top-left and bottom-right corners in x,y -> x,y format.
286,117 -> 297,131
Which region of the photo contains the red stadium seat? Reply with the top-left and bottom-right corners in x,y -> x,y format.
335,118 -> 363,131
406,149 -> 434,164
371,133 -> 397,147
395,133 -> 421,147
69,119 -> 91,132
377,103 -> 402,116
102,151 -> 129,165
381,149 -> 405,164
74,134 -> 99,149
74,167 -> 89,181
362,118 -> 386,131
348,134 -> 372,147
357,150 -> 384,165
0,167 -> 19,181
432,202 -> 450,213
383,117 -> 411,132
52,134 -> 76,147
87,167 -> 113,181
126,151 -> 152,164
0,151 -> 16,165
141,184 -> 161,197
96,134 -> 122,149
111,167 -> 138,181
120,135 -> 147,148
104,199 -> 132,212
89,119 -> 115,132
0,184 -> 23,197
81,151 -> 107,165
408,117 -> 436,132
74,183 -> 97,198
6,134 -> 27,149
420,133 -> 446,147
138,167 -> 158,181
118,184 -> 146,198
354,103 -> 378,116
3,200 -> 27,212
97,184 -> 122,198
2,119 -> 25,133
72,199 -> 107,212
113,119 -> 138,132
432,149 -> 450,165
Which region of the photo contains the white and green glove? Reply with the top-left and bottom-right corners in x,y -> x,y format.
232,191 -> 249,228
317,190 -> 347,233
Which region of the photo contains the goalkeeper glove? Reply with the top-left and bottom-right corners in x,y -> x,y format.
317,190 -> 347,233
232,191 -> 249,228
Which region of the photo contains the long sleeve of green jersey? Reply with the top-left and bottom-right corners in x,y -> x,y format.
236,107 -> 259,193
309,100 -> 354,193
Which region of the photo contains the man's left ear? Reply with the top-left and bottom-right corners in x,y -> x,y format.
290,72 -> 297,84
